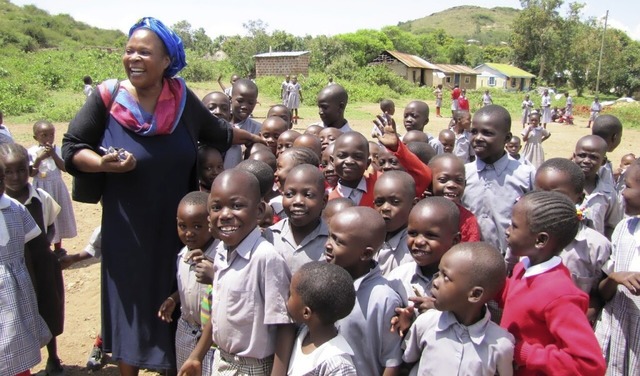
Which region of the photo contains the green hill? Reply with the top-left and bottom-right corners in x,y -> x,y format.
397,6 -> 520,44
0,0 -> 125,51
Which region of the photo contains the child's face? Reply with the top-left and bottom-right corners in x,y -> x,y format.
621,155 -> 636,170
177,203 -> 212,250
203,93 -> 231,121
505,139 -> 522,156
505,200 -> 538,258
535,169 -> 583,205
276,132 -> 299,157
208,176 -> 262,249
431,158 -> 466,205
261,119 -> 288,155
275,154 -> 297,192
286,273 -> 307,323
470,113 -> 510,164
317,92 -> 343,127
368,143 -> 381,171
2,153 -> 29,194
321,145 -> 338,189
529,114 -> 540,127
377,149 -> 403,172
267,107 -> 292,127
572,140 -> 605,180
439,133 -> 455,154
34,124 -> 55,146
403,103 -> 428,132
199,149 -> 224,192
325,214 -> 369,271
622,165 -> 640,216
407,205 -> 459,268
318,128 -> 341,152
282,170 -> 326,229
231,86 -> 258,122
374,178 -> 413,233
331,135 -> 370,185
430,250 -> 474,312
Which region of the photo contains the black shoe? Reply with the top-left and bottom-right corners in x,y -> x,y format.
86,345 -> 105,371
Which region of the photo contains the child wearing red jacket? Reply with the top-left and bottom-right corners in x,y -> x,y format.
499,191 -> 605,376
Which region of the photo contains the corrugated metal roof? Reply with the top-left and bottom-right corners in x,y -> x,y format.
379,50 -> 440,70
432,63 -> 479,75
477,63 -> 535,78
254,51 -> 310,58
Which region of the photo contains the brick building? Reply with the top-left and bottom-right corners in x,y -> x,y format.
254,51 -> 310,77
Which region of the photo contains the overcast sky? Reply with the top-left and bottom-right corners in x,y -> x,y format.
11,0 -> 640,40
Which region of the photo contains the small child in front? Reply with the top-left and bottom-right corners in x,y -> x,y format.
500,191 -> 606,375
403,242 -> 515,375
260,117 -> 290,156
157,191 -> 215,374
181,169 -> 294,376
326,206 -> 403,375
286,262 -> 357,375
197,145 -> 224,193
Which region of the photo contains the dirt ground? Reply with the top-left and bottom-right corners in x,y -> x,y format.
8,99 -> 636,376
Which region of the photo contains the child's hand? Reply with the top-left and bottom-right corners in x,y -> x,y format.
178,359 -> 202,376
184,249 -> 204,263
390,305 -> 415,337
157,297 -> 176,323
409,296 -> 436,313
611,271 -> 640,295
195,258 -> 215,285
372,113 -> 400,152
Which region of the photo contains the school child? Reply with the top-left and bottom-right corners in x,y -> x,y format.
281,75 -> 290,104
201,91 -> 231,121
500,191 -> 606,376
403,242 -> 515,376
285,75 -> 303,124
321,197 -> 355,224
586,97 -> 602,128
451,110 -> 475,163
377,146 -> 403,173
248,148 -> 277,174
505,135 -> 530,166
564,92 -> 573,117
461,105 -> 535,257
326,206 -> 403,375
268,104 -> 292,129
572,135 -> 623,238
1,143 -> 65,375
0,159 -> 52,376
197,145 -> 224,193
406,142 -> 436,167
458,89 -> 470,111
28,120 -> 77,251
592,114 -> 623,188
373,171 -> 416,275
318,127 -> 342,152
438,129 -> 455,154
429,154 -> 481,242
157,191 -> 215,374
595,158 -> 640,375
292,134 -> 322,160
180,169 -> 294,376
482,90 -> 493,106
265,165 -> 328,274
315,84 -> 352,132
521,94 -> 534,128
535,158 -> 611,323
380,98 -> 395,116
223,79 -> 261,169
277,130 -> 301,157
521,111 -> 551,169
613,152 -> 636,191
402,130 -> 429,144
272,147 -> 320,220
402,100 -> 430,133
320,143 -> 338,193
451,84 -> 461,116
83,75 -> 94,98
287,262 -> 357,375
329,119 -> 432,207
434,84 -> 443,117
387,197 -> 461,310
305,124 -> 323,136
368,141 -> 381,173
217,74 -> 239,98
541,89 -> 551,129
260,117 -> 289,156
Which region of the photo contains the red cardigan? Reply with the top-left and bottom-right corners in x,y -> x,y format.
456,203 -> 481,242
498,262 -> 606,376
329,141 -> 432,207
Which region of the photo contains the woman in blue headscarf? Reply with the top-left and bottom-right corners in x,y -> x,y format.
63,18 -> 260,375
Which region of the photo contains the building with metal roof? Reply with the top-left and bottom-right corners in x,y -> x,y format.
475,63 -> 535,91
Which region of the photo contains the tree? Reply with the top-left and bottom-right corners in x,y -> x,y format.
171,20 -> 194,50
381,26 -> 421,55
335,29 -> 393,66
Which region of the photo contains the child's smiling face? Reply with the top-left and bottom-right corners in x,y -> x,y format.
470,112 -> 511,165
572,136 -> 607,180
407,203 -> 459,268
431,156 -> 466,204
177,202 -> 212,250
331,133 -> 370,187
282,167 -> 326,230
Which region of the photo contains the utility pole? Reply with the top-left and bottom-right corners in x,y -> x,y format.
595,10 -> 608,97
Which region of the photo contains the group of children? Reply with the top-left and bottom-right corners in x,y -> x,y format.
2,75 -> 639,376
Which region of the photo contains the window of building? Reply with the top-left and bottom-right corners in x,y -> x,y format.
464,76 -> 470,84
445,76 -> 451,83
511,78 -> 517,87
488,77 -> 496,86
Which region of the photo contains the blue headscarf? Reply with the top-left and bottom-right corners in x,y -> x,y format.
128,17 -> 187,77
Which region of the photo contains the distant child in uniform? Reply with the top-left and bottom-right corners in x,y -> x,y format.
434,84 -> 443,117
595,158 -> 640,375
286,262 -> 357,375
586,97 -> 602,129
500,191 -> 606,376
0,158 -> 52,376
180,169 -> 294,376
521,94 -> 534,128
201,91 -> 231,121
505,135 -> 526,163
326,206 -> 403,375
403,242 -> 515,376
29,120 -> 77,251
197,145 -> 224,193
373,171 -> 417,276
438,129 -> 455,154
592,114 -> 623,188
285,75 -> 302,124
260,117 -> 289,156
521,111 -> 550,169
451,110 -> 474,163
482,90 -> 493,106
83,76 -> 94,98
613,152 -> 636,190
157,191 -> 215,374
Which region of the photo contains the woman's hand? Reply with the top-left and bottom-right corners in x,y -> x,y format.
99,151 -> 136,173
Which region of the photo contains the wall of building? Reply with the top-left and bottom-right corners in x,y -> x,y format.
255,55 -> 310,77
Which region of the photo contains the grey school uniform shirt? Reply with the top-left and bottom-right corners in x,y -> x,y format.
462,153 -> 535,253
223,117 -> 261,169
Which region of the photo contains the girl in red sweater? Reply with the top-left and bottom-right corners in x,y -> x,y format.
499,191 -> 606,376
